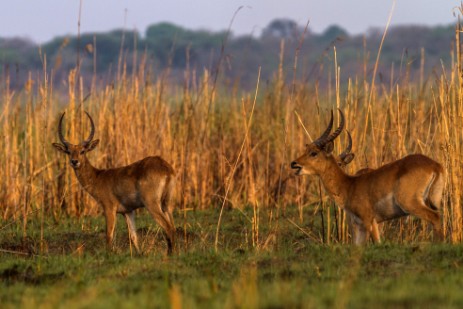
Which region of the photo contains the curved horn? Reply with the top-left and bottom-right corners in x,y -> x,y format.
314,110 -> 334,148
81,111 -> 95,145
339,130 -> 352,160
58,112 -> 71,147
325,109 -> 345,143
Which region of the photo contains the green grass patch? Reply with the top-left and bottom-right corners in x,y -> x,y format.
1,208 -> 462,308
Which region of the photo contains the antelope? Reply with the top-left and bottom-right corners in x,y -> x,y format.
52,112 -> 176,254
290,110 -> 444,244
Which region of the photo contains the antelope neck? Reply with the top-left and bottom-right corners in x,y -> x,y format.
318,156 -> 351,208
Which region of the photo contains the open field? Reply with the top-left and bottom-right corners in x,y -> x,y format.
2,10 -> 463,308
1,208 -> 463,309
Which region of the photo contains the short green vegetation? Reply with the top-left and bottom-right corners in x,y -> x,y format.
1,208 -> 462,309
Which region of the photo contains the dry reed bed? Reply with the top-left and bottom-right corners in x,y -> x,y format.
1,33 -> 462,246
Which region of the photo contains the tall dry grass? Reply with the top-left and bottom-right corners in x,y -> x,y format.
1,22 -> 463,247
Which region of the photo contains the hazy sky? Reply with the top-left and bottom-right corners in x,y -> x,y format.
1,0 -> 461,43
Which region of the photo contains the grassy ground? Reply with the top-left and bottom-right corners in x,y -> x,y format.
1,207 -> 462,309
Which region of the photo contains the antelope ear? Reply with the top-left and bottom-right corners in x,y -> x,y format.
323,141 -> 334,153
52,143 -> 69,154
85,139 -> 100,152
343,153 -> 355,164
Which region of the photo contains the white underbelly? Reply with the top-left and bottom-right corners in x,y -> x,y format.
373,193 -> 407,222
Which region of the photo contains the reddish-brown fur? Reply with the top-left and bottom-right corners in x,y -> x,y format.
335,132 -> 376,243
52,112 -> 176,254
291,111 -> 444,244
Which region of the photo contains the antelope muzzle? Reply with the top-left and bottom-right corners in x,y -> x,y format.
290,161 -> 302,175
70,158 -> 81,169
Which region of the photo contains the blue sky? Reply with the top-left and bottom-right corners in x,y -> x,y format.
1,0 -> 461,43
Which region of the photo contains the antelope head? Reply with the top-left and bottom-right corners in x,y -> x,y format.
52,112 -> 100,169
290,109 -> 344,176
337,131 -> 355,168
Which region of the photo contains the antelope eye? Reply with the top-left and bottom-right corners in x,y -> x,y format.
310,151 -> 318,157
80,150 -> 86,155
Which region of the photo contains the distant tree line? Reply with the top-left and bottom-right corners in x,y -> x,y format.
0,19 -> 456,90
